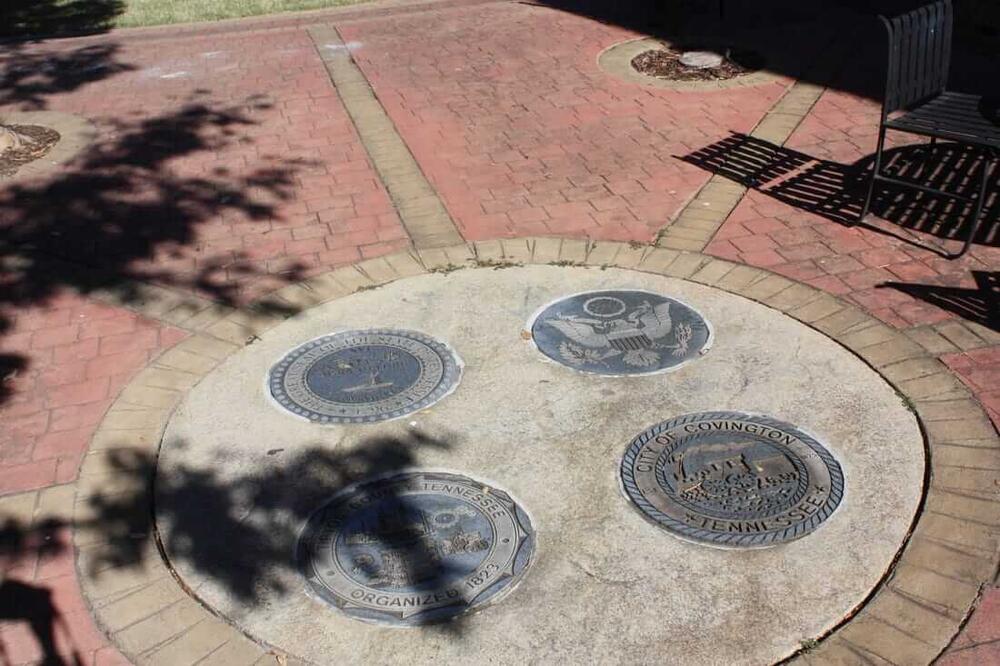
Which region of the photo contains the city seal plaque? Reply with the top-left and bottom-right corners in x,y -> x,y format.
296,471 -> 535,625
620,412 -> 844,548
528,290 -> 712,375
269,329 -> 462,424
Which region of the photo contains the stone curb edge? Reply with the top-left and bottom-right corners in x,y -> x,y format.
73,239 -> 1000,665
307,25 -> 464,250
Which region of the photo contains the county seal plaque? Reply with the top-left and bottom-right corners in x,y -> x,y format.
297,472 -> 535,625
528,290 -> 711,375
621,412 -> 844,547
269,329 -> 462,424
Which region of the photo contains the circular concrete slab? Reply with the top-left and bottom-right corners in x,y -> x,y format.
156,266 -> 924,665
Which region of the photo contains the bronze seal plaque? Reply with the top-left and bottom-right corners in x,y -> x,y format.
621,412 -> 844,548
528,290 -> 711,375
296,471 -> 535,626
269,329 -> 462,424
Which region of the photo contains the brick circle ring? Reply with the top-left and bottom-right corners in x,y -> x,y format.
621,411 -> 844,548
296,470 -> 536,626
268,329 -> 462,424
75,241 -> 998,665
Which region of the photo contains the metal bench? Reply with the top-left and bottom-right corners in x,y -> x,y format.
858,0 -> 999,257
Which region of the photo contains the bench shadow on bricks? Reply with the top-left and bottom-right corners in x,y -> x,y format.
2,429 -> 470,660
679,132 -> 1000,252
882,270 -> 999,332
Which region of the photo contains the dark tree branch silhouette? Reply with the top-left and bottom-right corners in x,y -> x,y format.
0,428 -> 466,662
0,91 -> 317,407
0,1 -> 124,39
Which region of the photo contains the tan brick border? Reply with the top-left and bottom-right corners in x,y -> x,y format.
74,240 -> 999,665
655,79 -> 826,252
597,38 -> 782,93
307,25 -> 464,250
0,111 -> 96,183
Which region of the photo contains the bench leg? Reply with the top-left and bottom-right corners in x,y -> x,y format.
950,149 -> 993,259
858,125 -> 887,226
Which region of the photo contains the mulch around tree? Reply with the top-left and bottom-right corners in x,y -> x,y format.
0,125 -> 61,178
631,44 -> 763,82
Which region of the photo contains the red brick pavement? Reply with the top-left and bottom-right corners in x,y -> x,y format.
938,586 -> 1000,665
1,519 -> 128,666
0,291 -> 183,665
943,347 -> 1000,428
0,15 -> 410,666
0,293 -> 186,495
0,25 -> 407,306
0,2 -> 998,664
705,87 -> 999,331
341,3 -> 789,241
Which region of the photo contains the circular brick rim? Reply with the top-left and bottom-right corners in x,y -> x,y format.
0,111 -> 96,183
598,38 -> 781,92
73,239 -> 1000,665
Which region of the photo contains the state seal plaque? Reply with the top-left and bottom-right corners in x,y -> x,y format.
621,412 -> 844,547
269,329 -> 462,424
296,471 -> 535,625
528,290 -> 711,375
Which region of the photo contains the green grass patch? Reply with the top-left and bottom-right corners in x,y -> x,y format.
1,0 -> 375,36
116,0 -> 374,28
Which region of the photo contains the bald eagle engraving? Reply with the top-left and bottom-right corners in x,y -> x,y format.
546,301 -> 673,349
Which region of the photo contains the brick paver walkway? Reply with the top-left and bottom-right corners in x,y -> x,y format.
1,1 -> 997,664
342,3 -> 790,241
0,24 -> 407,306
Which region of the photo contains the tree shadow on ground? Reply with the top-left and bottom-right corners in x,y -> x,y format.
153,430 -> 455,605
0,1 -> 125,39
678,132 -> 999,254
0,580 -> 84,666
1,71 -> 315,406
1,514 -> 84,665
532,0 -> 999,100
0,43 -> 135,110
2,428 -> 472,660
2,95 -> 311,298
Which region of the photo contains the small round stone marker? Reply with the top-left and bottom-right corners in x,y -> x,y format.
529,290 -> 712,375
269,329 -> 461,424
679,50 -> 725,69
297,471 -> 535,626
621,412 -> 844,548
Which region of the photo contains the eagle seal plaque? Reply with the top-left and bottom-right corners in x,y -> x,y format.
297,471 -> 535,625
528,290 -> 711,375
269,329 -> 462,424
621,412 -> 844,548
